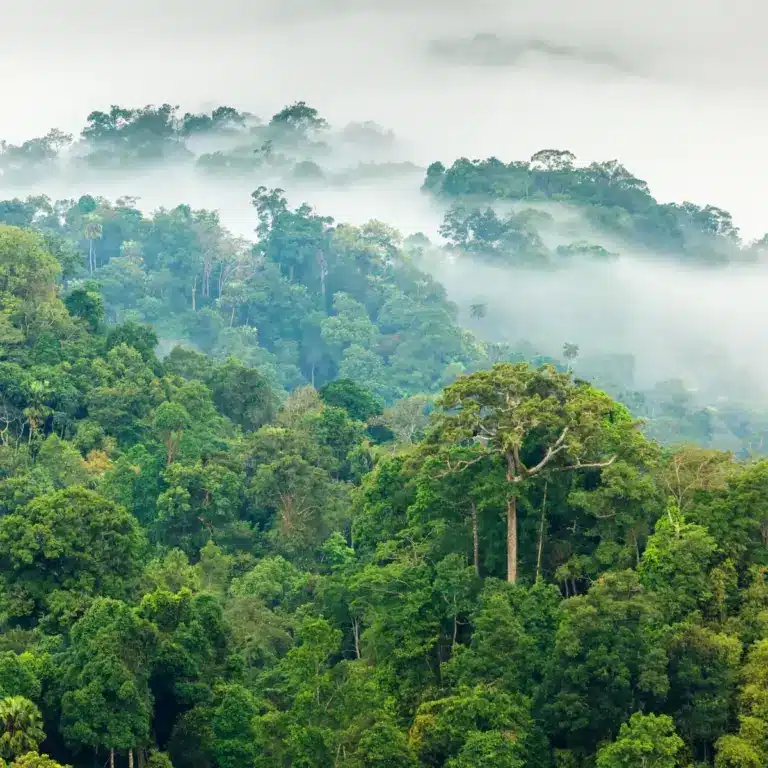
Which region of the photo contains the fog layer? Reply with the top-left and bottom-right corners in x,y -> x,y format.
2,0 -> 767,411
3,0 -> 766,238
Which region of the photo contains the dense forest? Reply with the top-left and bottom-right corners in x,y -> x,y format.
1,101 -> 768,768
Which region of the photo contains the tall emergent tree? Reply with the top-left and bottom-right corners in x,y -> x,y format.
435,363 -> 622,582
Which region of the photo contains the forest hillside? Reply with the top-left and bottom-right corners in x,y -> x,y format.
0,101 -> 767,768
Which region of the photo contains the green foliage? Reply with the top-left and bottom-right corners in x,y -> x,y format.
596,712 -> 684,768
0,696 -> 45,760
2,106 -> 768,768
59,598 -> 156,752
0,487 -> 145,624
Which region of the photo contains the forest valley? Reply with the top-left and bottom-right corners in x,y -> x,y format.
0,101 -> 768,768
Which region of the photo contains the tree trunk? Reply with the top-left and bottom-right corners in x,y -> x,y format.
289,264 -> 294,282
110,749 -> 115,768
129,749 -> 134,768
471,501 -> 480,577
352,618 -> 361,660
535,481 -> 548,583
192,275 -> 197,311
507,495 -> 518,583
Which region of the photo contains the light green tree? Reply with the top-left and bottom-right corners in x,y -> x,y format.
596,712 -> 683,768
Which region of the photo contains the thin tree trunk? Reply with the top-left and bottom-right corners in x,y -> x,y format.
289,264 -> 294,282
110,749 -> 115,768
535,481 -> 548,583
230,305 -> 235,326
191,275 -> 197,311
129,749 -> 134,768
352,618 -> 361,659
471,501 -> 480,577
507,495 -> 518,583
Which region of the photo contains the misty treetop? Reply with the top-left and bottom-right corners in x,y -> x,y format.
423,151 -> 768,263
0,102 -> 407,187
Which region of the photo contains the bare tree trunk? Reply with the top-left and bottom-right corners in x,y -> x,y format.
129,749 -> 134,768
230,305 -> 236,326
535,481 -> 548,583
89,240 -> 94,274
471,501 -> 480,577
507,495 -> 518,583
203,261 -> 211,298
191,275 -> 197,311
110,749 -> 115,768
352,618 -> 361,659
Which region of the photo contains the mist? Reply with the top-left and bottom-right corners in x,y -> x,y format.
2,0 -> 767,416
420,245 -> 768,402
3,0 -> 766,235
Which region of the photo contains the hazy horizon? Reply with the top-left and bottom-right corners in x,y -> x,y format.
3,0 -> 766,240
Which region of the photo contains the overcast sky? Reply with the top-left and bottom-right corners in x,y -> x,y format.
1,0 -> 766,239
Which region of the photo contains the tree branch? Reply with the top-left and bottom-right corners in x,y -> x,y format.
551,454 -> 617,473
523,427 -> 570,478
437,454 -> 486,478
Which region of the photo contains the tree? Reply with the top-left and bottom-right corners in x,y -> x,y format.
596,712 -> 683,768
0,487 -> 145,623
435,363 -> 622,582
714,638 -> 768,767
268,101 -> 328,138
83,215 -> 102,274
530,149 -> 577,172
10,753 -> 71,768
541,571 -> 669,752
638,505 -> 717,622
153,402 -> 191,465
59,599 -> 156,768
64,287 -> 104,331
409,685 -> 532,768
206,358 -> 278,432
105,322 -> 159,362
318,379 -> 383,422
0,697 -> 45,761
562,342 -> 579,372
375,395 -> 432,444
353,722 -> 416,768
210,684 -> 259,768
0,226 -> 60,302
